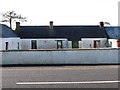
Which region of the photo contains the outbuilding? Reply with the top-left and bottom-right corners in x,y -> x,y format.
15,21 -> 108,49
105,27 -> 120,48
0,24 -> 20,50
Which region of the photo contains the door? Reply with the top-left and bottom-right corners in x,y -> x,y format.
31,40 -> 37,49
72,41 -> 79,48
118,40 -> 120,47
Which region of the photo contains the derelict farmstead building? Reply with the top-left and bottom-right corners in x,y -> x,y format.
0,21 -> 120,50
14,21 -> 108,50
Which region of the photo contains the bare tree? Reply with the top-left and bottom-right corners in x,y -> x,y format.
1,11 -> 27,29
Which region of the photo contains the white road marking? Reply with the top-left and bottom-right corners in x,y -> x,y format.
16,80 -> 120,85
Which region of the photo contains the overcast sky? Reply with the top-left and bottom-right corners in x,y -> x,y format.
0,0 -> 119,26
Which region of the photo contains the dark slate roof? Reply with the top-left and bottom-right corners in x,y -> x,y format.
105,27 -> 120,39
16,25 -> 108,41
0,24 -> 18,38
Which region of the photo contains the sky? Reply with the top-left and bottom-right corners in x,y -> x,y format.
0,0 -> 119,27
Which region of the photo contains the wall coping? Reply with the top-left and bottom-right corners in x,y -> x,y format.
0,48 -> 119,52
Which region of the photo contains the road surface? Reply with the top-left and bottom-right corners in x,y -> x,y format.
1,65 -> 120,89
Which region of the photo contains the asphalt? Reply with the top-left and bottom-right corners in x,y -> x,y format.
1,65 -> 120,89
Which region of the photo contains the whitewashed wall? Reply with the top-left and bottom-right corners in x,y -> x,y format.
0,49 -> 119,65
68,41 -> 72,48
0,38 -> 110,50
108,39 -> 118,48
20,39 -> 31,50
0,38 -> 20,50
0,39 -> 2,50
79,41 -> 82,48
0,49 -> 1,65
20,39 -> 68,50
37,40 -> 57,49
81,38 -> 107,48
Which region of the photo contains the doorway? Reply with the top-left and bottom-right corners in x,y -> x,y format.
93,40 -> 101,48
72,41 -> 79,48
31,40 -> 37,49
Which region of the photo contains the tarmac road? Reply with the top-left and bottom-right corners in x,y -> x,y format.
1,65 -> 120,89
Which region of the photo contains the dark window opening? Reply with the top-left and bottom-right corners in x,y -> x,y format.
57,40 -> 63,49
18,42 -> 19,50
118,40 -> 120,47
5,42 -> 8,50
109,42 -> 112,47
94,41 -> 97,48
94,40 -> 101,48
31,40 -> 37,49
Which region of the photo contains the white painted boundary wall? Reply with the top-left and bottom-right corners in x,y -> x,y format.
0,49 -> 119,65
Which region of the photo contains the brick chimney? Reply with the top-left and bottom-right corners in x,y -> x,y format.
99,21 -> 104,27
15,22 -> 20,32
49,21 -> 53,30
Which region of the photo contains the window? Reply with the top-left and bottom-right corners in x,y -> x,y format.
57,40 -> 62,49
109,42 -> 112,47
72,41 -> 79,48
94,40 -> 101,48
18,42 -> 19,50
93,41 -> 97,48
5,42 -> 8,50
31,40 -> 37,49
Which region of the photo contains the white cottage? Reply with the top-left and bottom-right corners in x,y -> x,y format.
14,21 -> 108,49
105,27 -> 120,48
0,24 -> 20,50
108,39 -> 120,48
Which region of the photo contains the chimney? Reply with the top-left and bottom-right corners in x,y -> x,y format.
99,21 -> 104,27
49,21 -> 53,30
15,22 -> 20,31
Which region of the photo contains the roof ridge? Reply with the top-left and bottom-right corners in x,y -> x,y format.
20,25 -> 100,27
